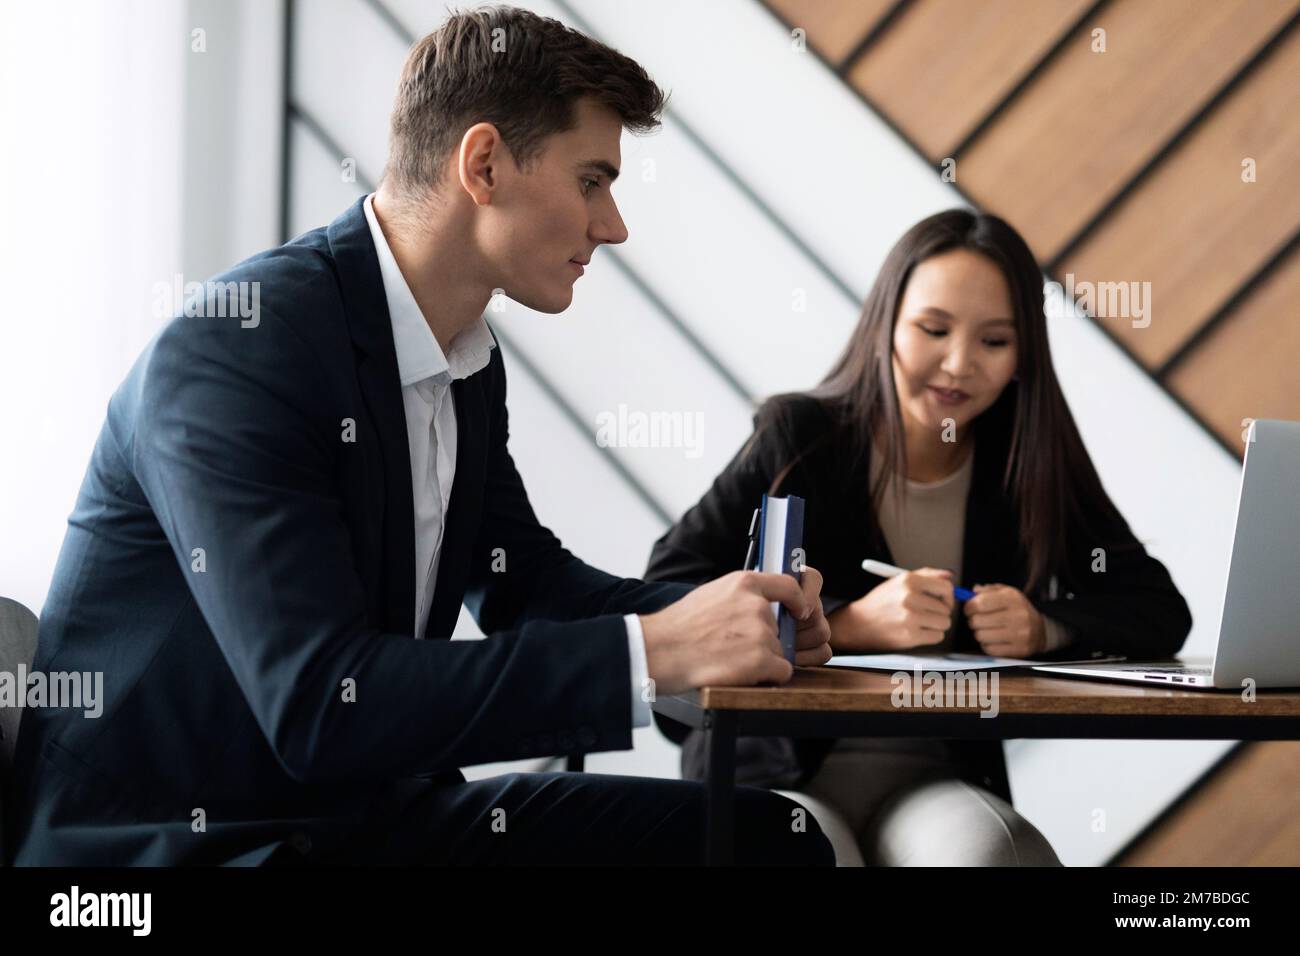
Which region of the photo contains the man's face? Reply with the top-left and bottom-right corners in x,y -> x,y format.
479,96 -> 628,313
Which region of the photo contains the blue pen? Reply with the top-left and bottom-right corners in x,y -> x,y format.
861,559 -> 975,602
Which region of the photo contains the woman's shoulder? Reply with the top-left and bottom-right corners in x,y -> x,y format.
753,391 -> 842,437
744,392 -> 849,473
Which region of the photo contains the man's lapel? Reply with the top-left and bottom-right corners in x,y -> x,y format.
328,198 -> 417,639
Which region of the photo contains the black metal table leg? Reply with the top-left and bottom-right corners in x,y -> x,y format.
703,709 -> 737,866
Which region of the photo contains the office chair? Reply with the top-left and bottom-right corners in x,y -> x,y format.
0,597 -> 39,866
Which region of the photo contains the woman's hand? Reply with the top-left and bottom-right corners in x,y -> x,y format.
963,583 -> 1046,657
826,567 -> 956,652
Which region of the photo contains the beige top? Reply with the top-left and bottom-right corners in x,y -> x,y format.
865,433 -> 1073,652
868,436 -> 976,654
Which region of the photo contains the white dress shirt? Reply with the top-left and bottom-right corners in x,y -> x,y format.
363,193 -> 652,728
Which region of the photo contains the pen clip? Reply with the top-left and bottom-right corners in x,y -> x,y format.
743,507 -> 760,571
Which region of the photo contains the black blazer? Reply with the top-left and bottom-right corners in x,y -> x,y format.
6,197 -> 688,866
644,388 -> 1193,800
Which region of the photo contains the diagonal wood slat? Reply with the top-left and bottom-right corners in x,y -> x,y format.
958,0 -> 1296,262
848,0 -> 1096,160
1062,25 -> 1300,369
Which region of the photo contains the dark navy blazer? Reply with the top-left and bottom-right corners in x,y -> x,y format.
6,198 -> 687,865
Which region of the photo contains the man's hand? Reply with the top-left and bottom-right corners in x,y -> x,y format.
640,566 -> 832,696
963,583 -> 1046,657
792,565 -> 833,667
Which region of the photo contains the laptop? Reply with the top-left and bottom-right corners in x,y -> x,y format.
1032,419 -> 1300,691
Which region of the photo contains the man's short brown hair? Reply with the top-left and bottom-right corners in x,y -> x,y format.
384,5 -> 667,199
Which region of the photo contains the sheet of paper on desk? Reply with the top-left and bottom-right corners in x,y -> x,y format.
826,652 -> 1127,672
827,652 -> 1051,672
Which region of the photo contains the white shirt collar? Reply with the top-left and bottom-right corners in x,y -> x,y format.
363,192 -> 495,388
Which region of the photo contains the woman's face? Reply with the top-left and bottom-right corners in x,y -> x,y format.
891,248 -> 1020,437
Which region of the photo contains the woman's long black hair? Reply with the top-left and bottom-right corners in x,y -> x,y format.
789,208 -> 1137,595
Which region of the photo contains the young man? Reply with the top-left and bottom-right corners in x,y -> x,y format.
6,6 -> 834,866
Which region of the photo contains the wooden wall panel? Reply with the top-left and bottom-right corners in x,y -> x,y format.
1165,247 -> 1300,451
847,0 -> 1094,160
1116,743 -> 1300,866
957,0 -> 1295,262
1061,26 -> 1300,369
764,0 -> 897,65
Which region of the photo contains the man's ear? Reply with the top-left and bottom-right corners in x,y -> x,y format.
457,122 -> 504,206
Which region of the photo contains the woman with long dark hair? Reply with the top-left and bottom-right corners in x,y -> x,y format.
645,208 -> 1192,865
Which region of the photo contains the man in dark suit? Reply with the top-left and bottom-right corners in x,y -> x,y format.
5,7 -> 834,866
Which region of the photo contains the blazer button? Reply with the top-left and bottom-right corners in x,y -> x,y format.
578,729 -> 597,748
289,831 -> 313,855
517,736 -> 533,752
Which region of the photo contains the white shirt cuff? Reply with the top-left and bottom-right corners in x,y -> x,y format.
625,614 -> 652,728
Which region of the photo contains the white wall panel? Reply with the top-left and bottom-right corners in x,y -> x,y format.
291,0 -> 404,183
564,0 -> 958,301
491,282 -> 757,519
0,0 -> 187,615
288,119 -> 368,238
